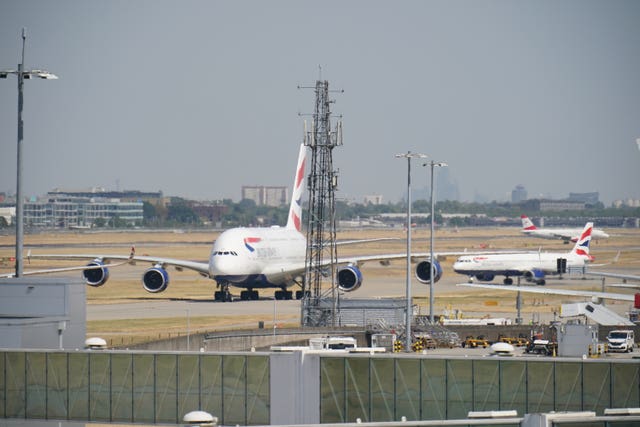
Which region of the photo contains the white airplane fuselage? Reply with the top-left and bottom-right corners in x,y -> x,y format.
209,226 -> 306,289
522,228 -> 609,242
453,252 -> 588,278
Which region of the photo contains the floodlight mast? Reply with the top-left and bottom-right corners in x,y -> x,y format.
1,28 -> 58,277
395,151 -> 427,352
423,160 -> 447,324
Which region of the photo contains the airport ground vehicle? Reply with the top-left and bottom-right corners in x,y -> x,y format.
525,339 -> 558,356
461,335 -> 490,348
606,330 -> 635,353
498,334 -> 529,347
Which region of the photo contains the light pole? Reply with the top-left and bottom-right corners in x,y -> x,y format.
423,160 -> 447,324
395,151 -> 427,352
1,28 -> 58,277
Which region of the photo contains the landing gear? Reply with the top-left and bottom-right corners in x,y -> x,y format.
504,277 -> 513,285
214,282 -> 233,302
240,290 -> 259,300
214,289 -> 232,302
274,290 -> 293,300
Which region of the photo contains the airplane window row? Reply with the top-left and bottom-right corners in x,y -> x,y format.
212,251 -> 238,256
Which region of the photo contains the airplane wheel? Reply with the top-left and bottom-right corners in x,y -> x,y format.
504,278 -> 513,285
214,291 -> 223,301
251,291 -> 259,300
240,291 -> 249,300
274,291 -> 283,300
285,291 -> 293,300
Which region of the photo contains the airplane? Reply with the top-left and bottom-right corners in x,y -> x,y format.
6,145 -> 542,302
520,215 -> 609,243
452,222 -> 594,286
13,144 -> 459,302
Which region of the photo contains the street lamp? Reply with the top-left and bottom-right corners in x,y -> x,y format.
395,151 -> 427,352
423,161 -> 447,324
1,28 -> 58,277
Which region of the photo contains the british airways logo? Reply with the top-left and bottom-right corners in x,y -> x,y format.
244,237 -> 261,252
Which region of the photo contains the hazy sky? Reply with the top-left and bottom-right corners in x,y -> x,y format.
1,1 -> 639,205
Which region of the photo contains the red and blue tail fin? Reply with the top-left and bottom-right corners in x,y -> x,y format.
286,144 -> 306,231
571,222 -> 593,260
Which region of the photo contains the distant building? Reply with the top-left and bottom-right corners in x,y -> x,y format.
567,192 -> 599,205
24,195 -> 143,228
0,207 -> 15,225
363,195 -> 383,205
241,186 -> 288,207
538,199 -> 586,211
511,185 -> 527,203
612,199 -> 640,208
49,187 -> 168,207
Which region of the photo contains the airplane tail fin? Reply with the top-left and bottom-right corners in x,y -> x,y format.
571,222 -> 593,259
521,215 -> 537,231
286,144 -> 307,231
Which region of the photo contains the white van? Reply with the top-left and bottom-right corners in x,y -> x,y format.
606,330 -> 635,353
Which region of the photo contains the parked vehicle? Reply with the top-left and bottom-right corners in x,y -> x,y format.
606,330 -> 635,353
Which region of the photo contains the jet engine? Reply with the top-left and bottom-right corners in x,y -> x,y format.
337,264 -> 363,292
83,259 -> 109,287
142,264 -> 170,293
524,269 -> 546,285
474,273 -> 495,282
415,260 -> 443,284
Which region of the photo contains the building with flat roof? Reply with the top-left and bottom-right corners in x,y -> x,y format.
242,185 -> 289,207
24,195 -> 143,228
511,184 -> 527,203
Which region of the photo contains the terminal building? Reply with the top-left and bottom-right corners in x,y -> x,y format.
23,195 -> 143,228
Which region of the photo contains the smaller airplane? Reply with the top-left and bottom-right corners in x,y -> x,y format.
453,222 -> 594,285
520,215 -> 609,244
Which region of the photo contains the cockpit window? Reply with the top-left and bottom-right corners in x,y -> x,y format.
212,251 -> 238,256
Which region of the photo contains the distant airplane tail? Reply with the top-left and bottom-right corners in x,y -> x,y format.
570,222 -> 593,260
521,215 -> 537,231
285,144 -> 307,231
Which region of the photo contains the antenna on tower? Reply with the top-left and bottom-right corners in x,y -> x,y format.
299,78 -> 343,327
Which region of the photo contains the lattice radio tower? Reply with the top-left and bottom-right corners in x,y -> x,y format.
300,80 -> 343,327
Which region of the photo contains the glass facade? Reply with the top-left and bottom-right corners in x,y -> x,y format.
319,355 -> 640,423
1,350 -> 638,425
0,351 -> 269,425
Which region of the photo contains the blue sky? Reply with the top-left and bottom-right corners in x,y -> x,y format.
1,1 -> 639,205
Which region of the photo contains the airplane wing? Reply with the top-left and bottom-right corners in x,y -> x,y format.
0,258 -> 134,278
336,249 -> 536,266
550,232 -> 573,241
456,283 -> 636,303
21,253 -> 211,277
583,270 -> 640,282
